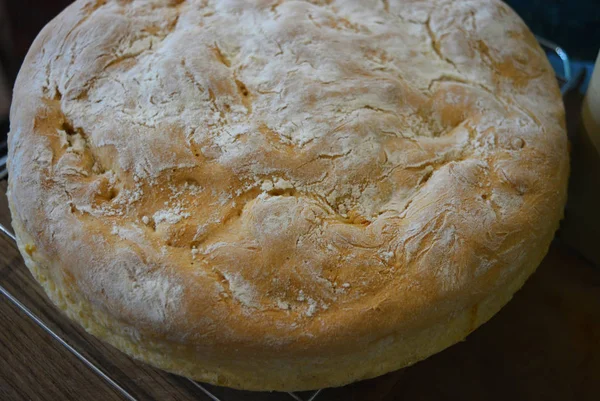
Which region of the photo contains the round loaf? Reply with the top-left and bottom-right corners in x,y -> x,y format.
8,0 -> 568,391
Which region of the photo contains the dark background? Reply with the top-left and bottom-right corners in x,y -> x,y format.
506,0 -> 599,60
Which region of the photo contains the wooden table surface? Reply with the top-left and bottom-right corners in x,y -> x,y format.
0,178 -> 599,401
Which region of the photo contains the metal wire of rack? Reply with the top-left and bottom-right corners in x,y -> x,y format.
0,37 -> 576,401
535,36 -> 576,95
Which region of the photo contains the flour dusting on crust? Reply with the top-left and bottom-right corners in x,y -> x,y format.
7,0 -> 568,372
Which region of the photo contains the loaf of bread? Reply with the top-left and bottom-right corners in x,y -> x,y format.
7,0 -> 568,391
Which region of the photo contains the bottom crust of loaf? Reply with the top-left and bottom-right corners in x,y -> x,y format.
11,213 -> 553,391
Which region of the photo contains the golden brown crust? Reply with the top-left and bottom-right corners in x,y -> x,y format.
8,0 -> 568,390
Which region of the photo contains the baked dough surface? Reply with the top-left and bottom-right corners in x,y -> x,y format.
8,0 -> 568,391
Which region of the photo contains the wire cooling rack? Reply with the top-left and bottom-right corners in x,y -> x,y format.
0,38 -> 576,401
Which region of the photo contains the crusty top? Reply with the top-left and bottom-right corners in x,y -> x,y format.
9,0 -> 568,358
